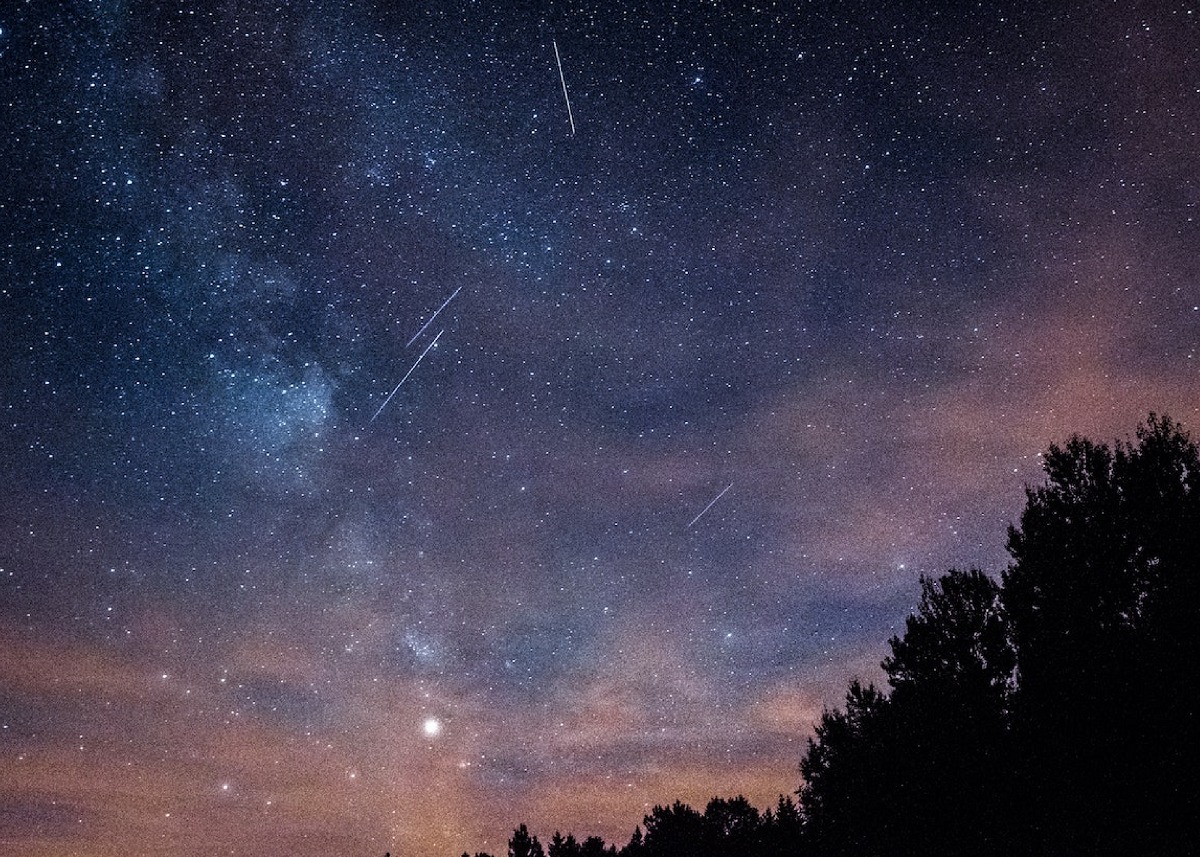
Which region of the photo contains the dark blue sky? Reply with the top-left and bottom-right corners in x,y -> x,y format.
2,1 -> 1198,854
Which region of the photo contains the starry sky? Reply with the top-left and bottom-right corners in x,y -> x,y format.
2,1 -> 1198,855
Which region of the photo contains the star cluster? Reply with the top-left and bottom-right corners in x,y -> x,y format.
2,1 -> 1198,855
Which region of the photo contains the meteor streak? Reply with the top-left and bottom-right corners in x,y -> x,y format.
553,40 -> 576,136
406,286 -> 462,348
369,329 -> 444,423
687,482 -> 734,529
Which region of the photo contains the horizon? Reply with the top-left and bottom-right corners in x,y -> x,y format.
2,2 -> 1198,854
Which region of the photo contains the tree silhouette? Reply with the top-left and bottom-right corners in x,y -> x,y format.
701,795 -> 761,854
637,801 -> 705,857
759,795 -> 802,857
798,680 -> 893,855
548,832 -> 580,857
548,831 -> 616,857
579,835 -> 615,857
1003,414 -> 1200,854
460,416 -> 1198,857
620,825 -> 644,857
880,570 -> 1015,855
883,569 -> 1013,706
508,824 -> 545,857
617,796 -> 790,857
797,414 -> 1199,856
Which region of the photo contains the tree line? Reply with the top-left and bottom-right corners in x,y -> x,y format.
460,415 -> 1198,857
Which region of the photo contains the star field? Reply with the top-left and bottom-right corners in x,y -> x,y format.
2,1 -> 1198,855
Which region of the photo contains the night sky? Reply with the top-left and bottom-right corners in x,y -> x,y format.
2,1 -> 1198,855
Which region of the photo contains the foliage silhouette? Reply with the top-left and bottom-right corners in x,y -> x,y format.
1002,413 -> 1200,853
462,416 -> 1197,857
548,831 -> 617,857
508,824 -> 545,857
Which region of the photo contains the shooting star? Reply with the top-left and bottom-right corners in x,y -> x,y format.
406,285 -> 462,348
687,482 -> 734,529
553,39 -> 576,136
369,329 -> 444,423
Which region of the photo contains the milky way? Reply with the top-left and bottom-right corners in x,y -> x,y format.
2,2 -> 1198,855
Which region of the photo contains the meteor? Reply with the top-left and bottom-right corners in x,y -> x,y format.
369,329 -> 444,423
687,482 -> 734,529
406,286 -> 461,348
553,40 -> 576,136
